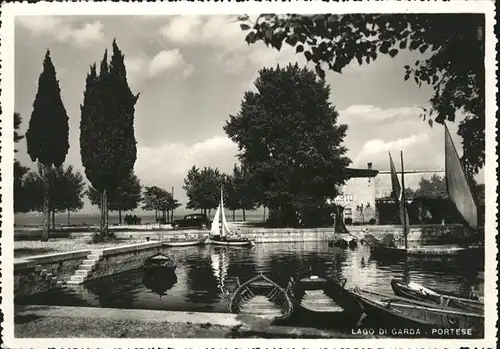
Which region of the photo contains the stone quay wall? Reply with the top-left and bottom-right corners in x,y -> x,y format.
14,250 -> 90,298
89,241 -> 163,280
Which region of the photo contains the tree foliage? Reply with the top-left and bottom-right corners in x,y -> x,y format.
142,186 -> 181,222
224,64 -> 351,227
413,174 -> 448,199
21,165 -> 85,226
183,166 -> 226,213
238,14 -> 485,177
80,39 -> 140,235
26,50 -> 70,167
14,113 -> 31,213
87,173 -> 142,223
25,50 -> 69,240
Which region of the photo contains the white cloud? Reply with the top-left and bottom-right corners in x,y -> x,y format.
340,105 -> 423,123
16,16 -> 105,48
135,135 -> 238,187
148,49 -> 192,77
125,49 -> 194,86
159,15 -> 304,75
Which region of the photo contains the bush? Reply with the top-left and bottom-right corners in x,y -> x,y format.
369,218 -> 376,225
345,218 -> 353,225
124,214 -> 141,225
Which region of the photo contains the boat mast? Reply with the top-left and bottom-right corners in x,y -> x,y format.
400,151 -> 408,251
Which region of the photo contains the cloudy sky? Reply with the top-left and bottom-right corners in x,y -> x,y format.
14,15 -> 481,214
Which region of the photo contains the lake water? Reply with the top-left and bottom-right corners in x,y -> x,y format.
18,241 -> 484,315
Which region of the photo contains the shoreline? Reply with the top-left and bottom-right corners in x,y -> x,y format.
15,305 -> 370,339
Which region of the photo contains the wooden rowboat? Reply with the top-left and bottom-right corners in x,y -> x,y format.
390,278 -> 484,313
350,287 -> 484,336
229,274 -> 294,320
143,253 -> 177,271
163,238 -> 206,247
293,275 -> 343,313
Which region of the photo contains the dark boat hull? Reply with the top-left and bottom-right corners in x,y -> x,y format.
350,287 -> 484,336
143,253 -> 177,271
390,279 -> 484,313
206,237 -> 254,247
293,276 -> 363,316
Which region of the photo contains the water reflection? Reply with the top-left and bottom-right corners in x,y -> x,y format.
18,242 -> 484,312
142,270 -> 177,298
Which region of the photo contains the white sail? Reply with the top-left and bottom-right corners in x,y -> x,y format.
211,204 -> 221,236
444,123 -> 478,228
221,206 -> 232,237
220,186 -> 232,237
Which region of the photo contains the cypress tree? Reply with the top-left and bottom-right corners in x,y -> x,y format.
26,50 -> 70,241
80,39 -> 139,237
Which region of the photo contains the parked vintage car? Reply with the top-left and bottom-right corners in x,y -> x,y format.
171,214 -> 211,230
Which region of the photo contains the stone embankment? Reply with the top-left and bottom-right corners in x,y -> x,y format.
15,223 -> 468,244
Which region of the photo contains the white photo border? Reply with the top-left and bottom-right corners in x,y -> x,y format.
1,1 -> 497,348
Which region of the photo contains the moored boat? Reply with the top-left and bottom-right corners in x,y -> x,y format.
293,274 -> 344,313
390,278 -> 484,313
206,236 -> 255,247
206,186 -> 254,247
143,253 -> 177,271
163,238 -> 206,247
229,274 -> 294,320
350,287 -> 484,336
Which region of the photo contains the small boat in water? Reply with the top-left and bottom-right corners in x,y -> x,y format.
163,238 -> 206,247
293,274 -> 344,313
143,253 -> 177,271
390,278 -> 484,313
349,287 -> 484,336
229,274 -> 294,320
206,186 -> 254,247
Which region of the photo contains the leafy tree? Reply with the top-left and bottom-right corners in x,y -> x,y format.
414,174 -> 448,199
142,186 -> 181,223
183,166 -> 226,215
224,165 -> 241,221
237,163 -> 258,221
224,64 -> 351,227
21,165 -> 85,227
238,14 -> 485,177
26,50 -> 70,240
80,39 -> 139,237
88,173 -> 142,224
14,113 -> 31,213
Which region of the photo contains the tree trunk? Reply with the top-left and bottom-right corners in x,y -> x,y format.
102,189 -> 109,236
155,209 -> 158,222
242,209 -> 246,222
263,206 -> 266,222
170,209 -> 173,223
105,191 -> 109,231
41,164 -> 50,242
100,191 -> 104,234
67,209 -> 71,226
52,210 -> 56,231
118,209 -> 122,225
232,210 -> 235,222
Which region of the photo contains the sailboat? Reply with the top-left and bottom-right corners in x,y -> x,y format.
389,123 -> 485,311
443,122 -> 483,248
205,187 -> 255,247
369,151 -> 410,256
